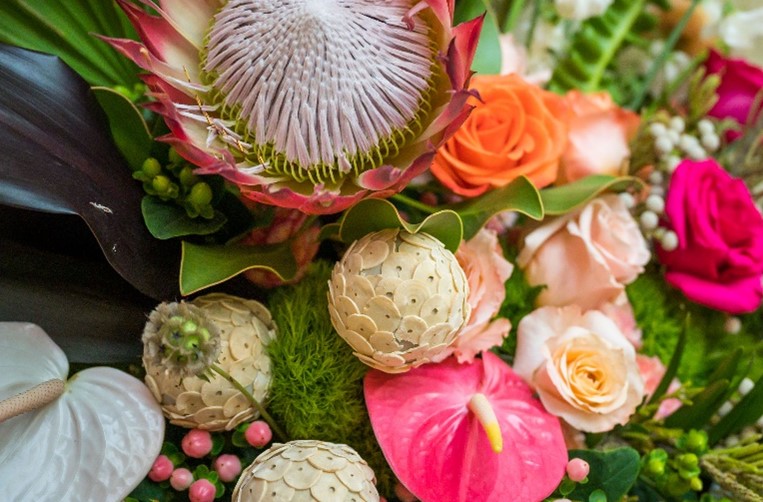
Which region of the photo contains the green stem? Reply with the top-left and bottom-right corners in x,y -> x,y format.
502,0 -> 526,33
390,193 -> 437,214
627,0 -> 701,110
210,364 -> 288,442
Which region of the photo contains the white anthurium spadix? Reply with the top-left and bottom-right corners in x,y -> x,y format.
0,323 -> 165,502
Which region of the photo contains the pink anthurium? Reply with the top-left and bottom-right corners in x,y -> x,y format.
364,351 -> 567,502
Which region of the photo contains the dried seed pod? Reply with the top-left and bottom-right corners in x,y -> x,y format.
143,293 -> 276,431
329,229 -> 470,373
232,440 -> 379,502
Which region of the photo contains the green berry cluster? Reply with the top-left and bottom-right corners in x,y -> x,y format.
113,82 -> 147,102
641,429 -> 708,498
134,150 -> 215,219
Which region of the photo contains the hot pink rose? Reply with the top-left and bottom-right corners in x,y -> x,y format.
445,229 -> 514,363
517,195 -> 650,310
658,159 -> 763,313
705,49 -> 763,139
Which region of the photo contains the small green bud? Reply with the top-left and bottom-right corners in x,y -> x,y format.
180,320 -> 198,337
113,85 -> 132,98
142,157 -> 162,178
189,182 -> 213,207
679,430 -> 708,454
178,166 -> 198,186
646,458 -> 665,476
168,148 -> 182,164
690,476 -> 702,491
152,175 -> 172,193
676,453 -> 698,471
198,327 -> 211,342
183,335 -> 201,351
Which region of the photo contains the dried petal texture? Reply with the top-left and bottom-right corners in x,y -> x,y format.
144,293 -> 276,431
0,323 -> 164,501
231,440 -> 379,502
108,0 -> 483,214
329,229 -> 470,373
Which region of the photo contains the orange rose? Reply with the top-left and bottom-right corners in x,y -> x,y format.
431,74 -> 567,196
558,91 -> 640,184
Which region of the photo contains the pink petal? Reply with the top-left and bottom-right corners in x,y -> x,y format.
365,352 -> 567,502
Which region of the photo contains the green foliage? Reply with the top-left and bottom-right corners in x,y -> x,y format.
454,0 -> 502,75
323,198 -> 464,252
494,264 -> 543,362
142,196 -> 227,240
702,436 -> 763,501
709,374 -> 763,445
565,448 -> 641,501
548,0 -> 648,95
540,175 -> 644,216
92,86 -> 152,171
266,262 -> 395,497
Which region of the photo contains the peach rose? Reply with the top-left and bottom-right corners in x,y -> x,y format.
431,74 -> 567,197
637,355 -> 682,419
513,306 -> 645,432
517,194 -> 650,310
444,229 -> 513,363
599,296 -> 643,349
558,91 -> 640,184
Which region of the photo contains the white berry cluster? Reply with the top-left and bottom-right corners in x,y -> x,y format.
626,116 -> 722,251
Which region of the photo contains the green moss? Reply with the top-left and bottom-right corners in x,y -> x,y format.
495,263 -> 544,362
266,261 -> 395,496
626,271 -> 763,384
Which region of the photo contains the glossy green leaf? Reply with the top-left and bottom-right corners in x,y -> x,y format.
180,242 -> 297,295
566,448 -> 640,501
541,175 -> 644,216
0,44 -> 178,300
92,87 -> 152,171
708,373 -> 763,445
141,196 -> 227,240
664,379 -> 731,430
331,198 -> 464,252
450,176 -> 543,240
0,0 -> 138,87
454,0 -> 502,75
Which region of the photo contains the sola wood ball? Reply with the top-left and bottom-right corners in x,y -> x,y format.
328,228 -> 470,373
144,293 -> 276,431
231,440 -> 379,502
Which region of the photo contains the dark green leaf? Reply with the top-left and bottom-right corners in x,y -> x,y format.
142,196 -> 227,240
334,198 -> 463,252
450,176 -> 543,240
180,242 -> 297,295
127,479 -> 167,502
92,86 -> 152,171
0,0 -> 138,86
540,175 -> 644,216
566,448 -> 641,501
709,373 -> 763,445
454,0 -> 502,75
0,209 -> 152,363
648,315 -> 687,404
0,44 -> 178,299
664,379 -> 731,429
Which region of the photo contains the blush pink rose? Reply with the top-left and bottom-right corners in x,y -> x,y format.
657,159 -> 763,313
444,229 -> 513,363
513,306 -> 645,433
705,49 -> 763,139
517,194 -> 650,310
599,296 -> 642,349
636,355 -> 682,420
558,91 -> 640,184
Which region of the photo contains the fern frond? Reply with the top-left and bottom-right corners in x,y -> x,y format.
548,0 -> 648,94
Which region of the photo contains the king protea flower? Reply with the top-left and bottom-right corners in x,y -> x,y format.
105,0 -> 482,214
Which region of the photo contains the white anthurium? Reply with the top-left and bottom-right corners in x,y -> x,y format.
0,323 -> 165,501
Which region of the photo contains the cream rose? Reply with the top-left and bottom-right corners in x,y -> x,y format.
517,194 -> 650,310
513,306 -> 645,433
447,229 -> 513,363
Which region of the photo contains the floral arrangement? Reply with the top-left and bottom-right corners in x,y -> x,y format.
1,0 -> 763,501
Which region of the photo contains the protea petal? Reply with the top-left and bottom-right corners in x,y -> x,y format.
108,0 -> 482,214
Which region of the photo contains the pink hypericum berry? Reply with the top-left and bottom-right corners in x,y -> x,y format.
188,478 -> 216,502
170,468 -> 194,491
566,458 -> 590,482
213,454 -> 242,482
182,429 -> 213,458
245,420 -> 272,448
147,454 -> 173,482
